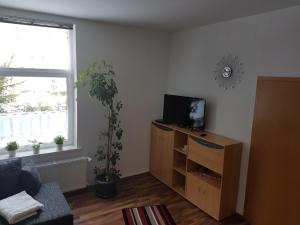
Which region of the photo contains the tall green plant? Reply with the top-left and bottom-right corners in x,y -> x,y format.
76,61 -> 123,181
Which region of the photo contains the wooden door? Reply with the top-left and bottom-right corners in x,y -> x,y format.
150,123 -> 162,178
245,77 -> 300,225
186,173 -> 221,219
150,123 -> 174,185
160,127 -> 174,186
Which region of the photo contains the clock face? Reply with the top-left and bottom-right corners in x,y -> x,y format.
214,54 -> 244,90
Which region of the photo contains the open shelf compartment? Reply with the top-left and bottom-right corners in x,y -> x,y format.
173,151 -> 187,176
174,131 -> 188,153
172,170 -> 186,196
187,159 -> 222,189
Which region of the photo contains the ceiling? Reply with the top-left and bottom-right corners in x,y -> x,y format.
0,0 -> 299,31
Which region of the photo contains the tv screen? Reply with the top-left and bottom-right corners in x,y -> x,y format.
163,94 -> 205,130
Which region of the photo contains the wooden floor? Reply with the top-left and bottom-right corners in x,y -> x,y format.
66,173 -> 245,225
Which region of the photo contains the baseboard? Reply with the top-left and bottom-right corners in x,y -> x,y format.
121,169 -> 149,179
64,170 -> 150,197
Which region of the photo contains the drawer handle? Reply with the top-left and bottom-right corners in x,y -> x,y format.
190,136 -> 223,149
152,122 -> 173,131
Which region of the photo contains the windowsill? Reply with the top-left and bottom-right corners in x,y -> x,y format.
0,145 -> 82,161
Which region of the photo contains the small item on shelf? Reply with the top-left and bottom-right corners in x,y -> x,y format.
53,135 -> 64,151
28,139 -> 43,155
5,141 -> 19,158
182,145 -> 188,152
198,167 -> 220,181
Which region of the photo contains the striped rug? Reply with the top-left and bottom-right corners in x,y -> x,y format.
122,205 -> 176,225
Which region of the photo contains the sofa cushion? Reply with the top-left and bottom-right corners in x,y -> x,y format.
0,158 -> 22,200
20,166 -> 42,197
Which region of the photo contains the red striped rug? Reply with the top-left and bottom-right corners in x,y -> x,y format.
122,205 -> 176,225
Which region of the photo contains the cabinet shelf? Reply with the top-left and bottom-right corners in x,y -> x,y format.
174,147 -> 187,155
174,131 -> 188,150
173,170 -> 186,196
173,165 -> 186,176
173,185 -> 185,197
187,159 -> 221,189
174,151 -> 186,169
188,171 -> 221,189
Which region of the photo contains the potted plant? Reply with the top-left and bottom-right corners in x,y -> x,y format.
5,141 -> 19,157
29,139 -> 43,154
53,135 -> 65,151
76,61 -> 123,198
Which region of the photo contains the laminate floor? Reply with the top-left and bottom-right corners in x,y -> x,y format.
67,173 -> 245,225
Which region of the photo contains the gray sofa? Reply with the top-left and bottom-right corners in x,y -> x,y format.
0,158 -> 73,225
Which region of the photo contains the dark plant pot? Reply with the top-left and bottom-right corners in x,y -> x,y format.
95,174 -> 117,198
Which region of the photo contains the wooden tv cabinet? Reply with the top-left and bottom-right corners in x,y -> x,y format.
150,121 -> 242,220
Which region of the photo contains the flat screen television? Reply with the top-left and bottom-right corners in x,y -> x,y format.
162,94 -> 206,130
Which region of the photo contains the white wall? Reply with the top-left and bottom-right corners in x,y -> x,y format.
2,4 -> 300,215
75,21 -> 170,182
167,5 -> 300,214
0,7 -> 170,184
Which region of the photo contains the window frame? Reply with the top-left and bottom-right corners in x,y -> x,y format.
0,23 -> 76,152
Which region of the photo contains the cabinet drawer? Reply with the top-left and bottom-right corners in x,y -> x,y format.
188,136 -> 224,174
186,173 -> 221,219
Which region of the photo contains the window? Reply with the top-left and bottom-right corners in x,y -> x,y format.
0,19 -> 75,150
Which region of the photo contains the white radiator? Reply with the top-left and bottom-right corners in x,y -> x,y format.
35,157 -> 89,192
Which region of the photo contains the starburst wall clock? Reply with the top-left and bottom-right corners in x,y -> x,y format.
214,54 -> 244,90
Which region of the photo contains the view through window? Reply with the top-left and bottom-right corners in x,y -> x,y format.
0,21 -> 74,150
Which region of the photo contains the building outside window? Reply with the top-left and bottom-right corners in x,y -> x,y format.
0,19 -> 75,151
